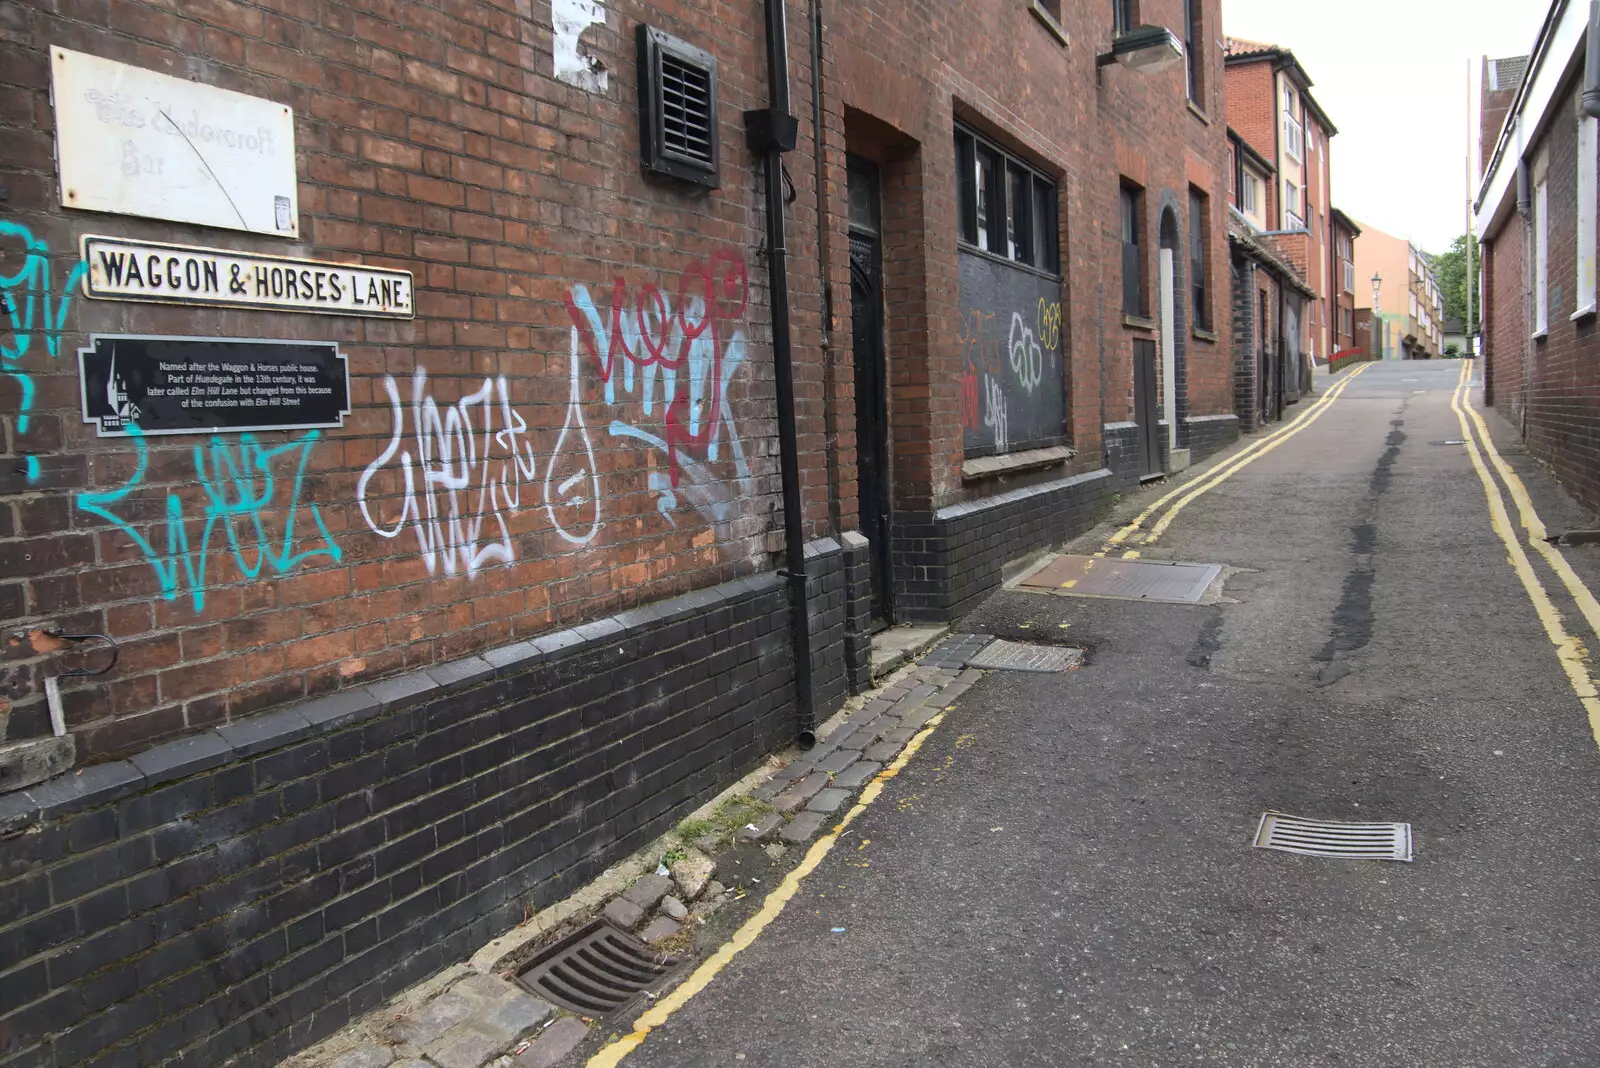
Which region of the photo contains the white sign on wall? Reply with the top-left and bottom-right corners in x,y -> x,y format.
81,236 -> 415,319
50,47 -> 299,237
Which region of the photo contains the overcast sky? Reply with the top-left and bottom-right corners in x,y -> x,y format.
1222,0 -> 1550,255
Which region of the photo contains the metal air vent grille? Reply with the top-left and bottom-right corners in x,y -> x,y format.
659,53 -> 714,165
637,25 -> 720,187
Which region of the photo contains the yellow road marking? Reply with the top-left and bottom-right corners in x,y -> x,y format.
1449,360 -> 1600,743
586,712 -> 949,1067
1459,376 -> 1600,644
1102,362 -> 1371,553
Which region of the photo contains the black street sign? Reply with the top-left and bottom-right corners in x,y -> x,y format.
79,334 -> 350,437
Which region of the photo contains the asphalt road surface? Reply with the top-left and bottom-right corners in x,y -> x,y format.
618,361 -> 1600,1068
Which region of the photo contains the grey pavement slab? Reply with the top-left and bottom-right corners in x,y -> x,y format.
778,811 -> 827,843
829,761 -> 881,790
515,1018 -> 592,1068
621,873 -> 674,908
815,748 -> 860,774
862,741 -> 900,763
773,772 -> 830,812
640,916 -> 681,942
602,898 -> 645,929
804,788 -> 851,814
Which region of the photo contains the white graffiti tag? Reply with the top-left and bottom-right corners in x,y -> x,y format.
357,369 -> 598,576
1008,311 -> 1044,393
982,375 -> 1009,453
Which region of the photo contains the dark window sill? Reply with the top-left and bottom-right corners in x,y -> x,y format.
1029,2 -> 1070,46
957,240 -> 1062,281
1186,100 -> 1210,125
962,444 -> 1075,481
1122,313 -> 1155,331
1192,326 -> 1217,342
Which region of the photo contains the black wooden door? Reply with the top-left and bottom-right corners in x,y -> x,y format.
849,157 -> 892,626
1133,338 -> 1162,479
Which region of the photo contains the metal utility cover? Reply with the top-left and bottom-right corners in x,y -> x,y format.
965,639 -> 1083,673
1253,811 -> 1413,862
516,920 -> 686,1018
1020,555 -> 1221,604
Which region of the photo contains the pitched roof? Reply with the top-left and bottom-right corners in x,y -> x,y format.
1221,38 -> 1338,135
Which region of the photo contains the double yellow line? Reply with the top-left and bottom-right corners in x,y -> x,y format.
1099,362 -> 1372,556
587,714 -> 949,1066
1450,359 -> 1600,745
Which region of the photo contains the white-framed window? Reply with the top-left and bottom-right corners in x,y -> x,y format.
1535,179 -> 1549,335
1240,172 -> 1260,214
1578,115 -> 1598,316
1284,114 -> 1303,162
1342,258 -> 1354,293
1284,181 -> 1302,227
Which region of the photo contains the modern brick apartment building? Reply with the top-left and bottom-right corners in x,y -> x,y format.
0,1 -> 1237,1064
1477,0 -> 1600,513
1223,37 -> 1337,376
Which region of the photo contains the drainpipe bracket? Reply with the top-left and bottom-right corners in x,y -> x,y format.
744,108 -> 800,152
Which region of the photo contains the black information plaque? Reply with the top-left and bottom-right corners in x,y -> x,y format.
79,334 -> 350,437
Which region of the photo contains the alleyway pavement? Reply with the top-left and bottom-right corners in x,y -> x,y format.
607,360 -> 1600,1067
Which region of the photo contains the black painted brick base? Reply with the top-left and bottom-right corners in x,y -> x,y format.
891,468 -> 1116,623
1182,414 -> 1240,462
804,537 -> 850,721
840,532 -> 873,695
1103,422 -> 1141,491
0,567 -> 816,1068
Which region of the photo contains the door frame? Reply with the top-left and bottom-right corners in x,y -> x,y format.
847,153 -> 894,626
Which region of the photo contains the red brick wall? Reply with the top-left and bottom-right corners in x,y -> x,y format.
0,0 -> 1240,760
1224,60 -> 1276,186
0,0 -> 841,757
819,0 -> 1232,502
1489,80 -> 1600,512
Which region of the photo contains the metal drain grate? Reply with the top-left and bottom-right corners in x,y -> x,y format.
515,920 -> 686,1017
1253,811 -> 1413,862
965,639 -> 1083,673
1019,555 -> 1222,604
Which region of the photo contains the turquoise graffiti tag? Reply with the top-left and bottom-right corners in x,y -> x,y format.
75,426 -> 343,613
0,220 -> 87,482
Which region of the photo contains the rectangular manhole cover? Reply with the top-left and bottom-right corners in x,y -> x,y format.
1253,811 -> 1413,862
1020,554 -> 1222,604
965,639 -> 1083,672
516,920 -> 686,1018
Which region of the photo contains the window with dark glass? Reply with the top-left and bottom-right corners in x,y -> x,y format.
1113,0 -> 1134,34
1036,0 -> 1062,20
955,126 -> 1059,273
1183,0 -> 1202,104
1121,184 -> 1143,315
1189,187 -> 1209,331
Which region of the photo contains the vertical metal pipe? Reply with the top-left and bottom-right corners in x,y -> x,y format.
809,0 -> 839,537
756,0 -> 816,745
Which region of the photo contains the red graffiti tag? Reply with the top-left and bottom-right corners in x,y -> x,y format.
565,250 -> 748,487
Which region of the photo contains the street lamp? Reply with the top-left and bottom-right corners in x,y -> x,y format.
1096,26 -> 1185,72
1371,272 -> 1383,360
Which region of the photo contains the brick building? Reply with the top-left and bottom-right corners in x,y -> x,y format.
1329,207 -> 1361,356
1223,37 -> 1337,377
1477,0 -> 1600,513
0,1 -> 1235,1064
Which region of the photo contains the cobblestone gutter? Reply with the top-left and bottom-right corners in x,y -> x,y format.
280,635 -> 995,1068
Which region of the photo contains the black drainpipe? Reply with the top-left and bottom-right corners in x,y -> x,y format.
810,0 -> 839,536
746,0 -> 816,747
1584,0 -> 1600,117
